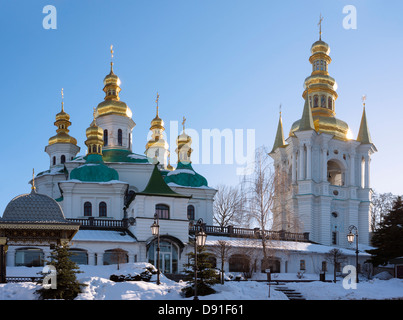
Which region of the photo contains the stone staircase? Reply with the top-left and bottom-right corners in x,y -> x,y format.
274,285 -> 306,300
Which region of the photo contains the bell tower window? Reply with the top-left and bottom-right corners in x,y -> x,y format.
104,129 -> 108,146
118,129 -> 123,146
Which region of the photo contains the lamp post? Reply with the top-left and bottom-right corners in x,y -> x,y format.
150,213 -> 160,285
347,225 -> 359,284
193,218 -> 207,301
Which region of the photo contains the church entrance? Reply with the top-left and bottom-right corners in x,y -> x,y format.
148,240 -> 178,274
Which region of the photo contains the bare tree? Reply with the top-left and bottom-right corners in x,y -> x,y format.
370,191 -> 396,232
209,240 -> 233,284
213,184 -> 248,228
242,146 -> 275,260
325,248 -> 347,283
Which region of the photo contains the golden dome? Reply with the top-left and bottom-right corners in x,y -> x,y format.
290,115 -> 350,141
150,115 -> 164,130
85,119 -> 104,155
311,40 -> 330,55
48,92 -> 77,146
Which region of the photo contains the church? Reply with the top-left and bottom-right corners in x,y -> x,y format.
0,29 -> 376,279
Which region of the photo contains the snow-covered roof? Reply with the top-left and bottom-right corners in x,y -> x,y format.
72,230 -> 136,243
205,236 -> 371,256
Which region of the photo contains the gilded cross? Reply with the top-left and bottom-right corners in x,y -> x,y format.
318,14 -> 324,40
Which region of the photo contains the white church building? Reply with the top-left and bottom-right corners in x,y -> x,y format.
1,33 -> 376,280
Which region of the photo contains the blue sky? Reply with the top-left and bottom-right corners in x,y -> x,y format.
1,0 -> 403,214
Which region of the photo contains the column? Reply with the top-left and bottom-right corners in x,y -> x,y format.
322,148 -> 327,182
364,156 -> 370,188
350,153 -> 355,186
306,144 -> 312,180
298,145 -> 304,180
292,151 -> 297,183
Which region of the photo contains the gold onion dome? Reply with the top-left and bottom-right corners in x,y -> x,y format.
85,109 -> 104,155
290,27 -> 351,141
96,45 -> 133,119
48,89 -> 77,146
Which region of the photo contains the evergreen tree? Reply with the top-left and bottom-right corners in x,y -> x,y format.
367,196 -> 403,266
35,243 -> 86,300
181,241 -> 219,298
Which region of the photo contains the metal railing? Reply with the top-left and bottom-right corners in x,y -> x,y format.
190,224 -> 310,242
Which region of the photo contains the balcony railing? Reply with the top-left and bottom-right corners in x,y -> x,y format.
67,217 -> 127,230
68,218 -> 309,242
190,224 -> 310,242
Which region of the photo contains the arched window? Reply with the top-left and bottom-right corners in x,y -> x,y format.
187,205 -> 195,220
68,249 -> 88,265
103,249 -> 128,266
84,202 -> 92,216
327,160 -> 344,186
52,156 -> 56,166
15,248 -> 44,267
313,95 -> 319,108
148,241 -> 179,273
118,129 -> 123,146
128,133 -> 131,149
99,201 -> 107,217
104,129 -> 108,146
328,97 -> 333,110
61,155 -> 66,164
229,254 -> 250,273
321,95 -> 326,108
92,145 -> 97,153
156,204 -> 169,219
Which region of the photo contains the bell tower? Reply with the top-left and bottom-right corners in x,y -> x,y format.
269,20 -> 377,247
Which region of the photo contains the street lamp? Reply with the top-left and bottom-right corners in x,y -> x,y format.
193,218 -> 207,300
347,225 -> 359,284
150,213 -> 161,285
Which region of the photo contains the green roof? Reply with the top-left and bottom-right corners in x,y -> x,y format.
138,164 -> 190,198
357,107 -> 372,144
69,154 -> 119,182
102,149 -> 149,163
298,96 -> 315,131
270,114 -> 286,153
163,162 -> 208,188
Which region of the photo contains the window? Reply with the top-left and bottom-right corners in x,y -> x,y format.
261,258 -> 280,273
156,204 -> 169,219
52,156 -> 56,166
84,201 -> 92,216
187,205 -> 195,220
15,248 -> 44,267
327,160 -> 344,186
104,129 -> 108,146
99,202 -> 107,217
148,241 -> 179,274
69,249 -> 88,265
229,254 -> 250,273
332,231 -> 338,245
103,249 -> 128,266
328,97 -> 333,110
61,155 -> 66,164
118,129 -> 123,146
322,261 -> 327,272
300,260 -> 306,271
321,95 -> 326,108
314,95 -> 319,108
92,145 -> 97,153
128,133 -> 131,149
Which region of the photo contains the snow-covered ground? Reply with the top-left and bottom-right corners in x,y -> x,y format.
1,263 -> 402,300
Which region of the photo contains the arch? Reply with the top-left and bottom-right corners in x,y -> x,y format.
61,155 -> 66,164
99,201 -> 107,217
328,96 -> 333,110
261,257 -> 281,273
327,159 -> 345,186
103,129 -> 108,146
156,203 -> 169,219
118,129 -> 123,146
229,254 -> 250,273
103,249 -> 128,266
147,240 -> 179,274
187,205 -> 195,221
15,248 -> 44,267
84,201 -> 92,216
69,249 -> 88,265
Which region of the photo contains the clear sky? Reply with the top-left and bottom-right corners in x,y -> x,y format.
1,0 -> 402,214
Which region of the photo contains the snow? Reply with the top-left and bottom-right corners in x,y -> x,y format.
1,263 -> 402,300
72,230 -> 137,242
167,169 -> 195,176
